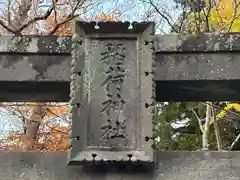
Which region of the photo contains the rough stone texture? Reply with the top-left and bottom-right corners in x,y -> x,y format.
0,55 -> 70,81
0,35 -> 71,53
2,32 -> 239,54
154,33 -> 240,52
155,151 -> 240,180
2,33 -> 240,102
3,34 -> 240,82
5,52 -> 240,82
4,33 -> 240,81
155,53 -> 240,81
68,21 -> 155,164
4,32 -> 240,54
0,35 -> 71,82
0,152 -> 239,180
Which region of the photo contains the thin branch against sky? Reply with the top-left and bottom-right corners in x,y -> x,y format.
0,0 -> 180,33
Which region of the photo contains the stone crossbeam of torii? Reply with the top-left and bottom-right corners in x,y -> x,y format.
0,27 -> 240,102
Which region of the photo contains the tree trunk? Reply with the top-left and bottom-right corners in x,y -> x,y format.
25,104 -> 47,150
12,0 -> 45,150
212,106 -> 222,151
202,102 -> 211,150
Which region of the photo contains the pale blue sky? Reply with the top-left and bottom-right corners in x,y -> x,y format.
96,0 -> 180,33
39,0 -> 180,33
0,0 -> 180,33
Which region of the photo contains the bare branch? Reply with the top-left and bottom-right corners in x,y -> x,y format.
0,0 -> 58,34
188,106 -> 204,133
0,19 -> 16,33
230,132 -> 240,150
202,102 -> 240,118
227,0 -> 240,32
141,0 -> 178,33
17,1 -> 57,33
47,14 -> 79,35
46,0 -> 92,35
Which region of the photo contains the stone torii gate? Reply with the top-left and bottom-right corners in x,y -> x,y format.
0,21 -> 239,179
1,24 -> 240,102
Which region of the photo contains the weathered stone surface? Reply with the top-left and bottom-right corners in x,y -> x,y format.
0,152 -> 239,180
0,55 -> 70,81
154,33 -> 240,52
0,152 -> 152,180
1,32 -> 239,54
0,35 -> 71,53
2,33 -> 240,102
5,52 -> 240,82
155,53 -> 240,81
2,32 -> 240,54
68,21 -> 155,164
155,151 -> 240,180
0,35 -> 72,83
2,33 -> 240,82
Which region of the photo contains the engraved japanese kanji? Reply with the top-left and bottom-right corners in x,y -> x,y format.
99,42 -> 127,140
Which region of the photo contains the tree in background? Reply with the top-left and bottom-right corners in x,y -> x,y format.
43,10 -> 115,35
0,103 -> 69,151
0,0 -> 117,151
140,0 -> 240,151
0,103 -> 70,151
169,0 -> 240,33
0,0 -> 100,34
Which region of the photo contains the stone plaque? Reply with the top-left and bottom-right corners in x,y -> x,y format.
68,21 -> 156,165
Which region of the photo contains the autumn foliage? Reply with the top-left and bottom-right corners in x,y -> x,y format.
0,103 -> 69,151
178,0 -> 240,33
0,0 -> 115,152
43,12 -> 114,36
43,7 -> 114,36
5,126 -> 68,151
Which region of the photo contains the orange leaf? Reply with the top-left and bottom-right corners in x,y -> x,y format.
46,106 -> 68,117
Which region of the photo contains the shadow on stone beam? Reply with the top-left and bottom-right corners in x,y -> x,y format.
0,81 -> 69,102
156,80 -> 240,102
1,80 -> 240,102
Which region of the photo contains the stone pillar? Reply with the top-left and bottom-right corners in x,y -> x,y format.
68,21 -> 156,165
